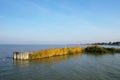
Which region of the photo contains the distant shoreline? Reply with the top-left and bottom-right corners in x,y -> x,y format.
87,41 -> 120,46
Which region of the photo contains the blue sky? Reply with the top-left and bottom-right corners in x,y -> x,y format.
0,0 -> 120,44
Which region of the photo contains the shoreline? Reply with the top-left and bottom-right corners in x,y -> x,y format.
13,46 -> 120,60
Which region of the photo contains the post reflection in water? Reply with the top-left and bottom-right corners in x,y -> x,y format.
13,60 -> 30,67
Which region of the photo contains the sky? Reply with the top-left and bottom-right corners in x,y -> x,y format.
0,0 -> 120,44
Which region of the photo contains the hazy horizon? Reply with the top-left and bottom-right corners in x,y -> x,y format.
0,0 -> 120,44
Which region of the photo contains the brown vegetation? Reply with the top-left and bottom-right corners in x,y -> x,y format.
29,47 -> 84,59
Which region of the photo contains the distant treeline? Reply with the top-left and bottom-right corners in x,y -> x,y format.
91,41 -> 120,46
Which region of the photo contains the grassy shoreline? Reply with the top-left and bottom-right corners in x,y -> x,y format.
29,46 -> 120,59
14,46 -> 120,60
29,47 -> 84,59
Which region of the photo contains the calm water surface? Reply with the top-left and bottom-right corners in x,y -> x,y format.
0,45 -> 120,80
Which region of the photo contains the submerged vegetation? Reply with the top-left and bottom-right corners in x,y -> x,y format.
115,48 -> 120,53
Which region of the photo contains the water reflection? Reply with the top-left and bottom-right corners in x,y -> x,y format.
14,60 -> 29,67
85,53 -> 116,57
14,53 -> 83,66
13,52 -> 117,67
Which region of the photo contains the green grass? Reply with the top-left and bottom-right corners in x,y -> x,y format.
85,45 -> 116,54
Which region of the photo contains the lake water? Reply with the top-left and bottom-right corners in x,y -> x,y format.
0,45 -> 120,80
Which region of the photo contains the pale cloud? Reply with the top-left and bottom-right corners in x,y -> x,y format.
47,1 -> 92,18
25,0 -> 73,17
7,0 -> 52,16
27,0 -> 51,14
